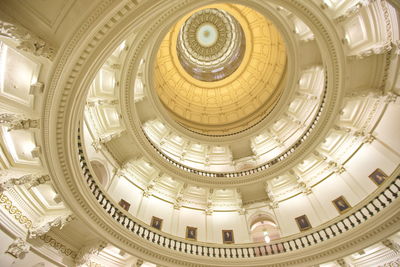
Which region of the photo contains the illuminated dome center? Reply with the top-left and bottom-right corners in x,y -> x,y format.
177,8 -> 246,82
196,23 -> 218,47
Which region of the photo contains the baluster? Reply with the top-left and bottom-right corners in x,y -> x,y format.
263,245 -> 269,255
141,228 -> 146,238
305,236 -> 311,246
240,248 -> 245,258
330,224 -> 339,235
246,247 -> 251,258
229,248 -> 233,258
382,190 -> 392,203
338,220 -> 349,231
257,246 -> 262,256
311,233 -> 318,244
299,237 -> 306,248
317,231 -> 324,242
360,208 -> 369,220
212,247 -> 216,257
387,186 -> 397,198
146,230 -> 151,240
353,212 -> 362,224
369,201 -> 379,213
346,216 -> 355,228
280,242 -> 286,253
206,247 -> 210,257
293,239 -> 299,250
157,234 -> 161,245
201,246 -> 205,256
179,241 -> 182,252
173,240 -> 177,250
322,228 -> 331,239
218,247 -> 222,258
287,240 -> 294,251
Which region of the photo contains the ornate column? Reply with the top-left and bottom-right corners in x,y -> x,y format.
75,239 -> 107,267
5,237 -> 30,259
0,20 -> 56,60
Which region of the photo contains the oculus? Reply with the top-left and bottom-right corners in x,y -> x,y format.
177,8 -> 246,82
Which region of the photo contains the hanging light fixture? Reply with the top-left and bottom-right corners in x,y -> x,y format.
261,221 -> 271,243
263,231 -> 270,243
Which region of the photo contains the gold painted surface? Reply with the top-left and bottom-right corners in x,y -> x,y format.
154,4 -> 287,135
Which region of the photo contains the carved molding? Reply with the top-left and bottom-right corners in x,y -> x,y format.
28,213 -> 74,239
0,193 -> 32,229
0,20 -> 55,60
38,234 -> 78,259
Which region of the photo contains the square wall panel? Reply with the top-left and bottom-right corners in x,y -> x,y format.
0,42 -> 39,107
2,127 -> 40,166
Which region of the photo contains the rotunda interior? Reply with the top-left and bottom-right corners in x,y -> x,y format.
0,0 -> 399,267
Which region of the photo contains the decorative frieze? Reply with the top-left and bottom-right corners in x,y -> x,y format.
0,113 -> 40,131
0,193 -> 32,229
28,213 -> 75,239
0,20 -> 55,60
0,173 -> 50,193
39,234 -> 78,259
334,0 -> 372,24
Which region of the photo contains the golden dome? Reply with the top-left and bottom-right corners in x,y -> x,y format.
154,4 -> 287,135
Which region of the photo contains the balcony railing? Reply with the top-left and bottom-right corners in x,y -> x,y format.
141,75 -> 328,178
77,129 -> 400,258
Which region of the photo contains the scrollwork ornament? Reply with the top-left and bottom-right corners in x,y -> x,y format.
0,193 -> 32,229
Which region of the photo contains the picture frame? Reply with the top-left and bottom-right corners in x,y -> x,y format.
150,216 -> 163,230
368,168 -> 388,186
118,199 -> 131,211
222,230 -> 234,244
186,226 -> 197,241
332,195 -> 351,214
295,215 -> 312,231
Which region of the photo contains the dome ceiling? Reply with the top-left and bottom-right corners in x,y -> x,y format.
154,4 -> 287,136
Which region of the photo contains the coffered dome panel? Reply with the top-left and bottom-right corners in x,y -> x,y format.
154,4 -> 287,136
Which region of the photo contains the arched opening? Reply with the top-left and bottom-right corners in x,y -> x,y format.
90,160 -> 109,187
249,213 -> 280,243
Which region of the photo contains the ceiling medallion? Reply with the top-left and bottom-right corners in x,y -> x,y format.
177,8 -> 246,82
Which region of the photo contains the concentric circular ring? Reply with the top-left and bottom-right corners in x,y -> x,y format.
177,8 -> 246,82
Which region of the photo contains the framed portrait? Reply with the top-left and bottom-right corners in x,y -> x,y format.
332,195 -> 351,214
295,215 -> 312,231
369,168 -> 388,186
150,216 -> 163,230
186,226 -> 197,241
118,199 -> 131,211
222,230 -> 234,244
